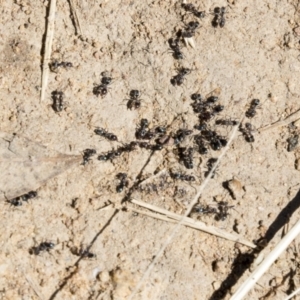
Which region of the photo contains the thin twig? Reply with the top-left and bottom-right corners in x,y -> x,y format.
41,0 -> 56,102
68,0 -> 83,38
258,108 -> 300,132
128,121 -> 241,300
128,201 -> 256,248
230,218 -> 300,300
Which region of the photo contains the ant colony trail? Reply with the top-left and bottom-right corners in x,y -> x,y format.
1,0 -> 300,299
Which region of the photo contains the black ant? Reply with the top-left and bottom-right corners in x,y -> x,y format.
93,84 -> 108,97
199,129 -> 226,150
51,90 -> 64,112
82,149 -> 96,165
168,38 -> 183,60
136,119 -> 147,139
245,99 -> 260,118
80,249 -> 96,259
212,7 -> 226,28
182,3 -> 205,18
49,60 -> 73,71
127,90 -> 142,110
207,96 -> 219,103
215,119 -> 238,126
136,119 -> 154,140
199,111 -> 214,123
200,129 -> 222,151
116,173 -> 128,193
190,95 -> 206,113
118,141 -> 139,153
29,242 -> 55,255
94,128 -> 118,141
137,141 -> 148,149
93,73 -> 112,98
173,128 -> 193,145
101,76 -> 112,86
191,93 -> 202,101
72,246 -> 96,259
210,135 -> 227,150
215,201 -> 234,221
239,123 -> 255,143
193,205 -> 217,215
182,21 -> 200,38
212,104 -> 224,114
194,134 -> 208,154
7,198 -> 23,207
155,126 -> 167,135
194,122 -> 207,131
98,149 -> 121,162
171,68 -> 191,86
200,129 -> 217,141
196,104 -> 223,121
170,171 -> 195,182
146,144 -> 164,151
21,191 -> 37,202
191,95 -> 218,114
8,191 -> 38,206
179,147 -> 194,169
287,135 -> 299,152
205,158 -> 218,178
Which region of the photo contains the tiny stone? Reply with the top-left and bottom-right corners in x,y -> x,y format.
212,281 -> 221,290
99,270 -> 110,283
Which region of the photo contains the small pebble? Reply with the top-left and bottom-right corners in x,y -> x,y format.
99,270 -> 110,283
227,177 -> 243,200
212,281 -> 221,290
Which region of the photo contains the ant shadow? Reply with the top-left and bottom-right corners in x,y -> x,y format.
209,187 -> 300,300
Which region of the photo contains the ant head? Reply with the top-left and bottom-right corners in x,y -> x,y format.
130,89 -> 140,99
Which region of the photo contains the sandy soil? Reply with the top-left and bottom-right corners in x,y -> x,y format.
1,0 -> 300,299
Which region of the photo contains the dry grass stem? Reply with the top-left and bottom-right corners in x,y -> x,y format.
41,0 -> 56,102
129,200 -> 256,248
258,108 -> 300,132
230,218 -> 300,300
69,0 -> 83,37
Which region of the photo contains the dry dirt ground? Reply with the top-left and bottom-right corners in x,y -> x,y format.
1,0 -> 300,299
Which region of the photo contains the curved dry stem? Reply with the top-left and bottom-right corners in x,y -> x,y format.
41,0 -> 56,102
